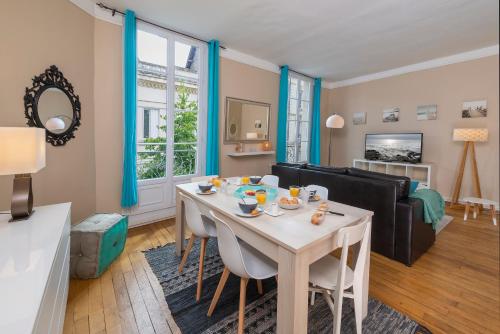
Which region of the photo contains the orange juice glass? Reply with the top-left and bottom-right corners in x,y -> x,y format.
212,178 -> 222,188
241,176 -> 250,185
289,186 -> 300,197
255,190 -> 267,205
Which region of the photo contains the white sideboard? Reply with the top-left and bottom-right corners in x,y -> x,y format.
0,203 -> 71,334
353,159 -> 432,189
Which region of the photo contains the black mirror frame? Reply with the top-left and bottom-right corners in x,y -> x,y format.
24,65 -> 81,146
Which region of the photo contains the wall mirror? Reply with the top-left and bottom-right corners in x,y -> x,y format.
24,65 -> 81,146
224,97 -> 270,143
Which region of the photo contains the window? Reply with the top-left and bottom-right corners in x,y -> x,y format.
135,26 -> 206,181
286,74 -> 313,163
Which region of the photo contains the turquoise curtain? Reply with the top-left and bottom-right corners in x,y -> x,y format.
121,10 -> 138,208
309,78 -> 321,164
206,40 -> 220,175
276,65 -> 289,163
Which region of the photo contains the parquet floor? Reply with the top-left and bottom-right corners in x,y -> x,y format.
63,206 -> 499,334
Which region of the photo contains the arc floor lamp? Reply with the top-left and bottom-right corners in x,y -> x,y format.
326,114 -> 345,166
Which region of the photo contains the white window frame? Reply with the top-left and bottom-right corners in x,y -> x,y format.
136,23 -> 208,187
286,73 -> 313,163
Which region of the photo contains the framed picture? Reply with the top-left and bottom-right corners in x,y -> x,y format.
382,107 -> 399,122
462,100 -> 487,118
353,112 -> 367,125
416,104 -> 437,120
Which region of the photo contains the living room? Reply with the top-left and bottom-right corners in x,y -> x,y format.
0,1 -> 498,333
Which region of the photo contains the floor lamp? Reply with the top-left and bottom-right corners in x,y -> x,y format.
326,114 -> 345,166
451,128 -> 488,205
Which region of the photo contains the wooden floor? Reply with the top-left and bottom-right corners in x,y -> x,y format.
63,206 -> 499,334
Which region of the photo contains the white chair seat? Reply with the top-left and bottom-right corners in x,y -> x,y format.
239,240 -> 278,279
310,255 -> 354,291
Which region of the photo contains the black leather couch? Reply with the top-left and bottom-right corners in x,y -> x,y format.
271,162 -> 435,266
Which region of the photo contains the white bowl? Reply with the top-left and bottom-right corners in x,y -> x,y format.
278,198 -> 303,210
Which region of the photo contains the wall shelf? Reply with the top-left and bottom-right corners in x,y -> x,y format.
353,159 -> 432,189
227,151 -> 275,157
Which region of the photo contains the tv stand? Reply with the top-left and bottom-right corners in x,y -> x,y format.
353,159 -> 432,189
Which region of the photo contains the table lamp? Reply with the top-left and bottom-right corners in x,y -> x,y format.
0,127 -> 46,221
451,128 -> 488,205
326,114 -> 345,166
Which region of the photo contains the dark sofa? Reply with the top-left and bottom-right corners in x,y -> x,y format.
271,162 -> 435,266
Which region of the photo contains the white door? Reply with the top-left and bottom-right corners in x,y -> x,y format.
127,24 -> 207,226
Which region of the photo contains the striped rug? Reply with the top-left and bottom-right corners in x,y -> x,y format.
144,238 -> 431,334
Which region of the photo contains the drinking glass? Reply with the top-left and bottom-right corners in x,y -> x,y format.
212,178 -> 222,189
255,189 -> 267,206
289,185 -> 300,197
241,176 -> 250,185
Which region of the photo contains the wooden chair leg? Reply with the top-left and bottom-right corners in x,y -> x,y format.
178,235 -> 195,272
238,278 -> 249,334
196,237 -> 208,302
473,204 -> 479,219
207,266 -> 230,316
464,202 -> 470,221
256,279 -> 263,295
491,205 -> 497,226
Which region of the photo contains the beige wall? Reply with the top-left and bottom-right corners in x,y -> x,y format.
323,56 -> 499,202
0,0 -> 96,221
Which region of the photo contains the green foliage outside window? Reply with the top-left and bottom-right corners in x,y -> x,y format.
137,83 -> 198,179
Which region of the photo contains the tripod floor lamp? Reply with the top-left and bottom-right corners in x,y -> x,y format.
451,128 -> 488,205
326,114 -> 345,166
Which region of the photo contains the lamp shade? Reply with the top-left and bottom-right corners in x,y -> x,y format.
0,127 -> 46,175
453,128 -> 488,142
326,114 -> 345,128
45,117 -> 66,131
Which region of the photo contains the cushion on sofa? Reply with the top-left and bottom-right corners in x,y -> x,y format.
305,164 -> 348,174
347,168 -> 410,199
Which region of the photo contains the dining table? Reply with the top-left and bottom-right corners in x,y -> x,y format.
175,181 -> 373,334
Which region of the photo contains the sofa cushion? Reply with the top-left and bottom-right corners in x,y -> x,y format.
347,168 -> 410,199
305,164 -> 348,174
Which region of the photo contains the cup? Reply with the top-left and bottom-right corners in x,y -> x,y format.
241,176 -> 250,185
289,185 -> 300,198
255,189 -> 267,205
271,203 -> 279,216
212,178 -> 222,188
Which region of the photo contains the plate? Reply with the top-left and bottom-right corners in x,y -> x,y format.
278,198 -> 303,210
196,189 -> 217,195
235,207 -> 263,218
309,194 -> 321,202
264,209 -> 284,217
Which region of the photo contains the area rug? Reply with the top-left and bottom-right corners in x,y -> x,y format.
144,239 -> 431,334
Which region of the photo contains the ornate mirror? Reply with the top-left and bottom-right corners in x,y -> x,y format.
24,65 -> 81,146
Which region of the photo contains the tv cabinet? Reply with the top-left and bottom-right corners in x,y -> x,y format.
353,159 -> 432,189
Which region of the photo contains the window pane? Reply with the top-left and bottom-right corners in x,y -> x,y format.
300,121 -> 310,141
137,30 -> 168,180
289,77 -> 298,99
300,101 -> 310,121
287,144 -> 296,163
175,41 -> 199,176
299,141 -> 309,162
289,99 -> 298,120
287,120 -> 297,143
300,80 -> 311,101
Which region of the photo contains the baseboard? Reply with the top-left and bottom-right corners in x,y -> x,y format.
127,207 -> 176,228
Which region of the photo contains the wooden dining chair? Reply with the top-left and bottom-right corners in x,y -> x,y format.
178,193 -> 217,302
309,216 -> 371,334
261,174 -> 279,187
305,184 -> 329,200
207,210 -> 278,334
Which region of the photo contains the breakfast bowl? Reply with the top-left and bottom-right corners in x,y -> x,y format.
198,182 -> 213,193
238,198 -> 258,214
249,176 -> 262,185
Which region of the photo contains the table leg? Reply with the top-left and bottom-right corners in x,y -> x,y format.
490,205 -> 497,226
464,202 -> 470,221
175,188 -> 185,257
276,247 -> 309,334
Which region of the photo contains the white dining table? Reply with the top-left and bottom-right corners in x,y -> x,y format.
175,182 -> 373,334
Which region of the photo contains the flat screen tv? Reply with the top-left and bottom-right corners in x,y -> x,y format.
365,133 -> 423,163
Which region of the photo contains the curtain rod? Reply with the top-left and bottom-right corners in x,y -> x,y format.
287,67 -> 316,80
97,2 -> 226,49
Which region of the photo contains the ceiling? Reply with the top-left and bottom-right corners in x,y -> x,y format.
94,0 -> 499,81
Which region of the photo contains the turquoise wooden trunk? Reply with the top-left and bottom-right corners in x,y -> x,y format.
70,213 -> 128,279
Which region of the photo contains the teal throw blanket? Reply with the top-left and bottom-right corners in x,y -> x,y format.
409,189 -> 445,230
